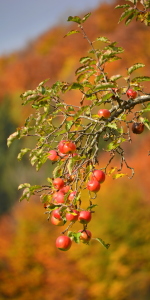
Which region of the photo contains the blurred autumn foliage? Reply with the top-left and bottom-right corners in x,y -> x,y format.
0,0 -> 150,299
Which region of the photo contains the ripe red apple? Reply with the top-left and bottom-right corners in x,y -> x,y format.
78,229 -> 92,242
51,215 -> 64,226
51,208 -> 62,219
48,150 -> 59,161
58,140 -> 76,154
78,211 -> 92,224
87,179 -> 100,192
56,235 -> 72,251
98,109 -> 111,119
66,209 -> 79,222
126,88 -> 137,99
59,185 -> 70,194
53,178 -> 64,190
68,191 -> 77,201
58,140 -> 67,153
132,122 -> 144,134
53,191 -> 65,203
90,169 -> 105,183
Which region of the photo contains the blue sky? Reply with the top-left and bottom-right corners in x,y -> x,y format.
0,0 -> 112,56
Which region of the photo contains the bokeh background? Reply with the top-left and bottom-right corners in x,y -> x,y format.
0,0 -> 150,299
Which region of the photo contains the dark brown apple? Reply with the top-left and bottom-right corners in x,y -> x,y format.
132,122 -> 144,134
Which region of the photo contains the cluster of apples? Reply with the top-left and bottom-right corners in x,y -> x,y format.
49,168 -> 106,251
46,139 -> 106,251
47,88 -> 142,251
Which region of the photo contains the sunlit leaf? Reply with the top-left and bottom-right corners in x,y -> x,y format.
127,63 -> 145,75
68,231 -> 81,243
7,131 -> 19,147
17,148 -> 30,160
119,8 -> 134,23
64,30 -> 80,38
82,12 -> 91,23
67,16 -> 82,24
18,183 -> 31,190
94,238 -> 110,249
112,173 -> 127,179
96,36 -> 111,43
115,4 -> 130,9
131,76 -> 150,83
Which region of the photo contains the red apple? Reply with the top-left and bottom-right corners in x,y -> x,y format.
68,191 -> 77,201
78,211 -> 92,224
53,178 -> 64,190
59,185 -> 70,194
53,191 -> 65,203
126,88 -> 137,99
90,169 -> 105,183
78,229 -> 92,242
87,179 -> 100,192
63,142 -> 76,154
66,209 -> 79,222
98,109 -> 111,119
51,215 -> 64,226
58,140 -> 67,153
58,140 -> 76,154
56,235 -> 72,251
48,150 -> 59,161
132,122 -> 144,134
51,208 -> 62,219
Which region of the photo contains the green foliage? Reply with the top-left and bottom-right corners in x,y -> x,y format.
116,0 -> 150,26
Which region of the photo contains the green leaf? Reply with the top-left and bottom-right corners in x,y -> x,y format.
71,82 -> 83,90
82,12 -> 91,23
29,185 -> 42,191
142,103 -> 150,112
127,63 -> 145,75
64,30 -> 80,38
96,36 -> 111,43
79,56 -> 92,64
53,165 -> 62,178
75,65 -> 94,75
110,74 -> 122,81
67,158 -> 74,175
7,131 -> 19,147
36,155 -> 48,171
140,117 -> 150,130
67,16 -> 82,24
102,92 -> 113,102
68,231 -> 81,244
115,4 -> 130,9
107,123 -> 118,130
30,155 -> 38,166
125,12 -> 137,25
131,76 -> 150,83
87,204 -> 98,210
65,121 -> 74,131
17,148 -> 30,160
94,83 -> 116,90
107,138 -> 126,150
94,238 -> 110,249
19,188 -> 31,202
18,183 -> 31,190
119,8 -> 134,23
